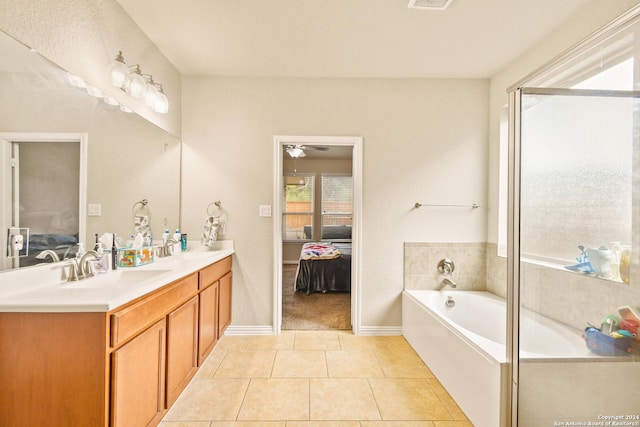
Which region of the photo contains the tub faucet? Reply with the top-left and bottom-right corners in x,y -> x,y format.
442,277 -> 457,288
437,258 -> 456,288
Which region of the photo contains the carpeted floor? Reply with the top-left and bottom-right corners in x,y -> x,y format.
282,264 -> 351,330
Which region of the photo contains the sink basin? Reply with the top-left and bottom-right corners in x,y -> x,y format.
61,269 -> 171,288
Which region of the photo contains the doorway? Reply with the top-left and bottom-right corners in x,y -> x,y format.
0,132 -> 87,270
273,135 -> 363,335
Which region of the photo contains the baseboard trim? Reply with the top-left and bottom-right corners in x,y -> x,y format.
224,325 -> 275,336
358,326 -> 403,336
224,325 -> 403,336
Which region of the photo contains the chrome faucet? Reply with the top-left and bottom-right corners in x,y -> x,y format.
442,277 -> 457,288
437,258 -> 457,289
35,250 -> 60,263
79,250 -> 99,278
66,259 -> 80,281
159,238 -> 178,257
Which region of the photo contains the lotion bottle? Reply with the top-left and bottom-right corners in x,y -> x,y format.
173,228 -> 181,252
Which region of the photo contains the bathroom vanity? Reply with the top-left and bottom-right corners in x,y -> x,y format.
0,245 -> 233,427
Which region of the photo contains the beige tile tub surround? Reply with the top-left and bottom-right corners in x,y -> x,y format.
404,242 -> 487,291
160,331 -> 472,426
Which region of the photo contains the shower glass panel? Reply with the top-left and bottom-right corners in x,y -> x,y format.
516,87 -> 640,425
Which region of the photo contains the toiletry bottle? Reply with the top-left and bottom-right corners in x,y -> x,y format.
93,233 -> 100,251
111,233 -> 118,271
609,242 -> 622,281
162,228 -> 170,244
619,245 -> 631,284
95,244 -> 108,273
173,228 -> 181,252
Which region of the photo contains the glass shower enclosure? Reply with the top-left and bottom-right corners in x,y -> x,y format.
508,8 -> 640,425
511,87 -> 640,426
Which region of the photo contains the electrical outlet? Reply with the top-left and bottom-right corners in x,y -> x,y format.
7,227 -> 29,257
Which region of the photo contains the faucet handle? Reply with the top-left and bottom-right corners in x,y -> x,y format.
66,259 -> 80,282
437,258 -> 455,276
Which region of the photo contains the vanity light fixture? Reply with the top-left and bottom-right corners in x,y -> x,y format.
109,50 -> 169,114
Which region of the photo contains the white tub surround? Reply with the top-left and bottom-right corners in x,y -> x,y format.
0,240 -> 234,312
402,290 -> 596,427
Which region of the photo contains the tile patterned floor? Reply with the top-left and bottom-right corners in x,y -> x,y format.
159,331 -> 473,427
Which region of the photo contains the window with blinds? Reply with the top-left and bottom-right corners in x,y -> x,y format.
321,174 -> 352,241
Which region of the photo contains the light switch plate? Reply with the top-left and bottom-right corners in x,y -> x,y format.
259,205 -> 272,217
88,203 -> 102,217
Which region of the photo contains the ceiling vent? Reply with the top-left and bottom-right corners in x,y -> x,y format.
408,0 -> 453,10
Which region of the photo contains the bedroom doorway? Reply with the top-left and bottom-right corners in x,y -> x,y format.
273,135 -> 363,335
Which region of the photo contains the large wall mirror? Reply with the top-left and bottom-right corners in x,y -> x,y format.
0,30 -> 181,272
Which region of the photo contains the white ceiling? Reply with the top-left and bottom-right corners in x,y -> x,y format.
116,0 -> 591,79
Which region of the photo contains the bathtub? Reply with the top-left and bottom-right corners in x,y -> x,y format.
402,290 -> 589,427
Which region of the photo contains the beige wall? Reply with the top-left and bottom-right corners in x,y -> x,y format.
182,76 -> 489,329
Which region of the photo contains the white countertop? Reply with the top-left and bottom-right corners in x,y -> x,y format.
0,241 -> 234,313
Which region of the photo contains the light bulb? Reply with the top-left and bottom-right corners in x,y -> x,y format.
110,51 -> 128,88
145,82 -> 159,107
125,67 -> 146,98
154,91 -> 169,114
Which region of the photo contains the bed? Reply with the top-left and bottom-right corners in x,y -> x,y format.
20,233 -> 78,267
295,242 -> 352,295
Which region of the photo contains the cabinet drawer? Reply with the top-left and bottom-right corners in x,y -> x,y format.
110,273 -> 198,348
199,256 -> 231,290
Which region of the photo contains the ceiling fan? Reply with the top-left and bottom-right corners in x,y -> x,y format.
284,144 -> 329,158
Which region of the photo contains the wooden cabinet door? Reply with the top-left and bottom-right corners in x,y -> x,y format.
218,271 -> 233,336
198,280 -> 219,365
111,319 -> 166,427
166,295 -> 199,407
